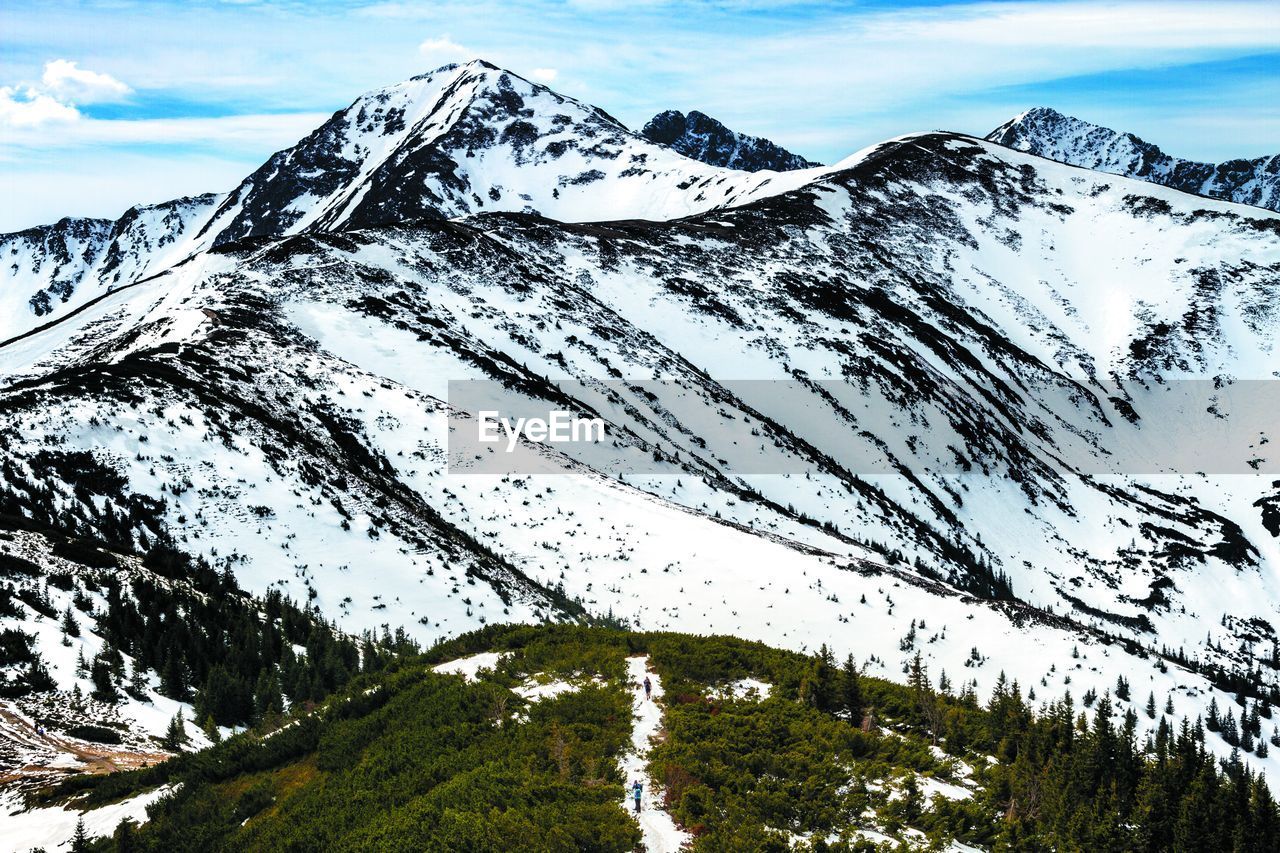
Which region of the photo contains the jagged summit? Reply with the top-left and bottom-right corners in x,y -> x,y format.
641,109 -> 819,172
987,106 -> 1280,211
195,60 -> 825,247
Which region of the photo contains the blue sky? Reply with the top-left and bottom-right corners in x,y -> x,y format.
1,0 -> 1277,231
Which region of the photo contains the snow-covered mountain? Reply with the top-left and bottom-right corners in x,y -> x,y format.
3,63 -> 1280,809
1,61 -> 832,346
195,61 -> 832,247
641,109 -> 819,171
987,107 -> 1280,211
0,194 -> 223,343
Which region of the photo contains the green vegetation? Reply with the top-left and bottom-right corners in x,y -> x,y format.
48,625 -> 1280,852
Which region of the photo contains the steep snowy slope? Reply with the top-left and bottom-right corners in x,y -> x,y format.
0,194 -> 223,343
641,109 -> 819,171
988,107 -> 1280,211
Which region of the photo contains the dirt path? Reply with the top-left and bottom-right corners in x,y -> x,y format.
0,703 -> 168,783
620,656 -> 690,852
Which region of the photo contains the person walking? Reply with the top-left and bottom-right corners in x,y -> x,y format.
631,779 -> 643,813
643,675 -> 652,700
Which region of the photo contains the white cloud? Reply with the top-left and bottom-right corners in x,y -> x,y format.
0,86 -> 80,128
0,59 -> 134,131
417,36 -> 476,64
529,67 -> 558,83
40,59 -> 132,104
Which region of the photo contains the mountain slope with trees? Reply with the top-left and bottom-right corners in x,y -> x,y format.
33,625 -> 1280,852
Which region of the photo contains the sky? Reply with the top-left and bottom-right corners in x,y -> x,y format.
1,0 -> 1277,232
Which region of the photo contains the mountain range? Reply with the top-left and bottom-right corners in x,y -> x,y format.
987,106 -> 1280,212
2,60 -> 1279,848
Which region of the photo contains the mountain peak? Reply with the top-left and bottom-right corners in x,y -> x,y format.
641,109 -> 819,172
409,57 -> 500,80
987,107 -> 1280,211
190,65 -> 828,248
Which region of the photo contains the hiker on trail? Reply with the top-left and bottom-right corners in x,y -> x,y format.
643,675 -> 652,699
631,779 -> 643,813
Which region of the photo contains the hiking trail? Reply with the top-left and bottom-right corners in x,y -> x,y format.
620,655 -> 690,852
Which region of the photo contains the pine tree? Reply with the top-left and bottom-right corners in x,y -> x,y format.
809,645 -> 837,712
1224,710 -> 1240,747
841,653 -> 863,724
162,712 -> 188,752
254,669 -> 284,720
128,661 -> 149,697
90,654 -> 119,703
61,605 -> 80,639
907,652 -> 929,694
160,649 -> 187,700
1145,692 -> 1157,719
70,817 -> 89,853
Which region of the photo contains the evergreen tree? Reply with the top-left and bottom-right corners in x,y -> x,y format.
808,644 -> 837,712
254,669 -> 284,720
112,819 -> 135,853
70,817 -> 89,853
202,714 -> 222,744
840,653 -> 863,724
90,654 -> 119,703
61,606 -> 80,638
162,712 -> 188,752
160,649 -> 187,700
128,661 -> 149,698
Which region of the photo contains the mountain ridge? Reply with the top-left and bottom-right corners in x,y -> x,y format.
641,108 -> 819,171
0,60 -> 833,345
987,106 -> 1280,211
